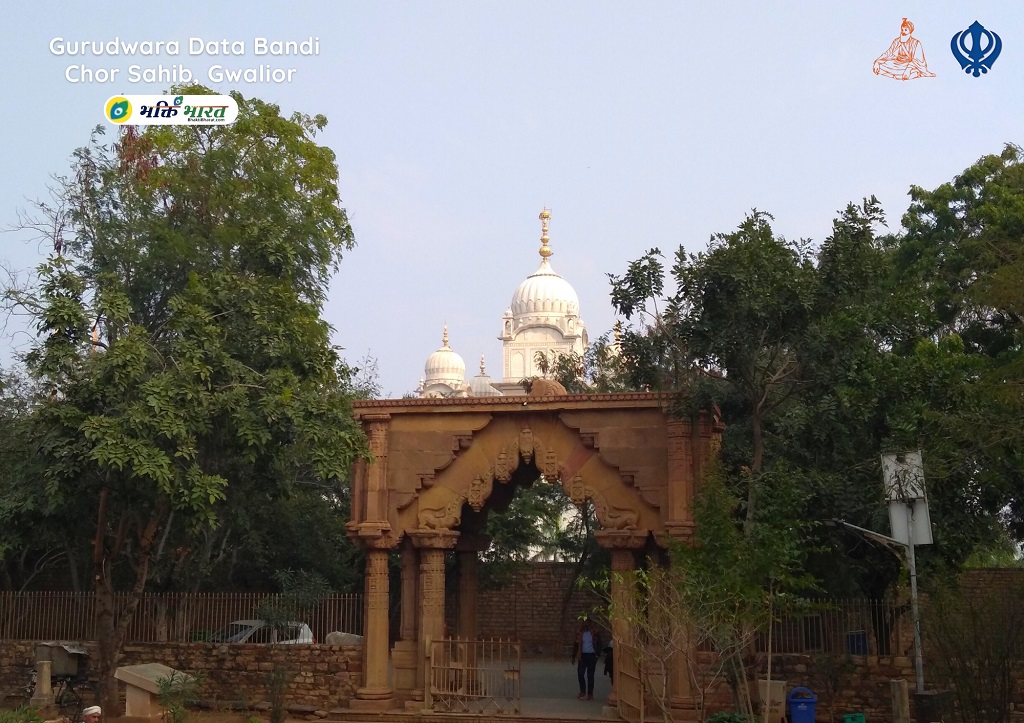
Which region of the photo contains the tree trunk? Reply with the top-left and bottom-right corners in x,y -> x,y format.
744,408 -> 764,538
94,582 -> 121,714
92,493 -> 165,715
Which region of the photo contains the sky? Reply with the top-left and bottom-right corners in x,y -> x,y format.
0,2 -> 1020,397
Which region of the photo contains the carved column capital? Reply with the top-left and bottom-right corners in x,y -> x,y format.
408,529 -> 460,550
657,523 -> 696,546
595,529 -> 648,551
346,522 -> 398,549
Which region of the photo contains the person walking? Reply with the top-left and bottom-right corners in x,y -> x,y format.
571,618 -> 601,700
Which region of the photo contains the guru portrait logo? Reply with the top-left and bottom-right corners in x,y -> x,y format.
105,96 -> 132,123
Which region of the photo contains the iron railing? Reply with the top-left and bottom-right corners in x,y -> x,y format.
0,591 -> 363,643
689,598 -> 909,657
428,638 -> 521,714
753,598 -> 908,656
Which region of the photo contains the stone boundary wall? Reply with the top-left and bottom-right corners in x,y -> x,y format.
446,562 -> 604,658
0,640 -> 362,715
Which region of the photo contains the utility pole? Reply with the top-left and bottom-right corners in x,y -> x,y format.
833,448 -> 933,696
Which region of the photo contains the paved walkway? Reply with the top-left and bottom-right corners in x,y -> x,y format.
520,660 -> 614,719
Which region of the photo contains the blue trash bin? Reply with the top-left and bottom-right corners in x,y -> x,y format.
787,686 -> 817,723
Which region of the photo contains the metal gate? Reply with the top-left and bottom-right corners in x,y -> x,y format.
428,638 -> 521,714
617,641 -> 644,723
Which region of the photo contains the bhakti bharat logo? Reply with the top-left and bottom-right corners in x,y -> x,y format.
872,18 -> 936,80
102,94 -> 239,125
105,96 -> 133,123
951,21 -> 1002,77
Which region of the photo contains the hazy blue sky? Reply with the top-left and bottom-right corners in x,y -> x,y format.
1,2 -> 1020,396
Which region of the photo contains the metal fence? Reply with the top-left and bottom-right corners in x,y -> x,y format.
428,638 -> 521,714
689,598 -> 908,657
0,591 -> 364,643
754,598 -> 907,656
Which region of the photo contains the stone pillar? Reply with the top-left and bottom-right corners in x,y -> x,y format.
363,415 -> 390,524
408,530 -> 459,709
420,546 -> 447,639
606,547 -> 635,708
667,621 -> 698,720
400,542 -> 419,641
593,530 -> 649,719
351,546 -> 395,711
30,659 -> 55,712
458,552 -> 478,639
455,533 -> 490,640
392,541 -> 420,704
665,418 -> 695,539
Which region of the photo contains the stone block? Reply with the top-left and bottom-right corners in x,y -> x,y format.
115,663 -> 194,722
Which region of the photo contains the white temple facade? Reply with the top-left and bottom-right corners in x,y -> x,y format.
416,208 -> 587,398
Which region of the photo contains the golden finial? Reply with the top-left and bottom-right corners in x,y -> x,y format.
539,207 -> 552,259
442,323 -> 449,347
614,320 -> 622,342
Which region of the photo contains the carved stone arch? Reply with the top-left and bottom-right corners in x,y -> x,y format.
346,393 -> 724,713
400,414 -> 660,539
562,474 -> 641,531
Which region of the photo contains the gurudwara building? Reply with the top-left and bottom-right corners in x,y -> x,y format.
416,208 -> 588,398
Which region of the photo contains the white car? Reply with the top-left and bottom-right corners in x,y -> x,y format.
209,619 -> 315,644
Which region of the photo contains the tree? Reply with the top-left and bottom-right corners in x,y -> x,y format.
610,211 -> 819,536
0,366 -> 77,590
4,88 -> 367,712
608,193 -> 1023,598
895,144 -> 1024,541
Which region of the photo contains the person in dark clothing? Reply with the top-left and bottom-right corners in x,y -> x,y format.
571,619 -> 601,700
603,641 -> 613,679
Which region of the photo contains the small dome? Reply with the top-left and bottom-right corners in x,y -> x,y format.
468,355 -> 502,397
424,325 -> 466,383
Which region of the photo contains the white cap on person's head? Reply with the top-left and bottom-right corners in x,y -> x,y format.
83,706 -> 102,717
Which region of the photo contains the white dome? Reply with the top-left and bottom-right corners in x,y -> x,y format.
510,258 -> 580,320
424,326 -> 465,383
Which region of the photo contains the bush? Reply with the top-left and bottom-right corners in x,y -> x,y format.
157,670 -> 203,723
706,713 -> 757,723
0,708 -> 44,723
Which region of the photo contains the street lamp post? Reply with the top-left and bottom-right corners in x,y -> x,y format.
834,450 -> 932,695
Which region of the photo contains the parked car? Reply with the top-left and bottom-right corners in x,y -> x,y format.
208,619 -> 315,644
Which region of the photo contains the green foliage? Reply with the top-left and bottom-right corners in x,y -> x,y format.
925,578 -> 1024,723
266,666 -> 291,723
539,331 -> 634,394
609,183 -> 1024,596
705,713 -> 757,723
895,144 -> 1024,543
256,569 -> 332,629
2,87 -> 368,708
5,88 -> 367,577
0,708 -> 44,723
479,479 -> 596,587
157,670 -> 203,723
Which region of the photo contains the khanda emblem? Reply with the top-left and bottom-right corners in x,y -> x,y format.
951,21 -> 1001,77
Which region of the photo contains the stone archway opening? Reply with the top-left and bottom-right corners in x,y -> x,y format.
345,393 -> 722,721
